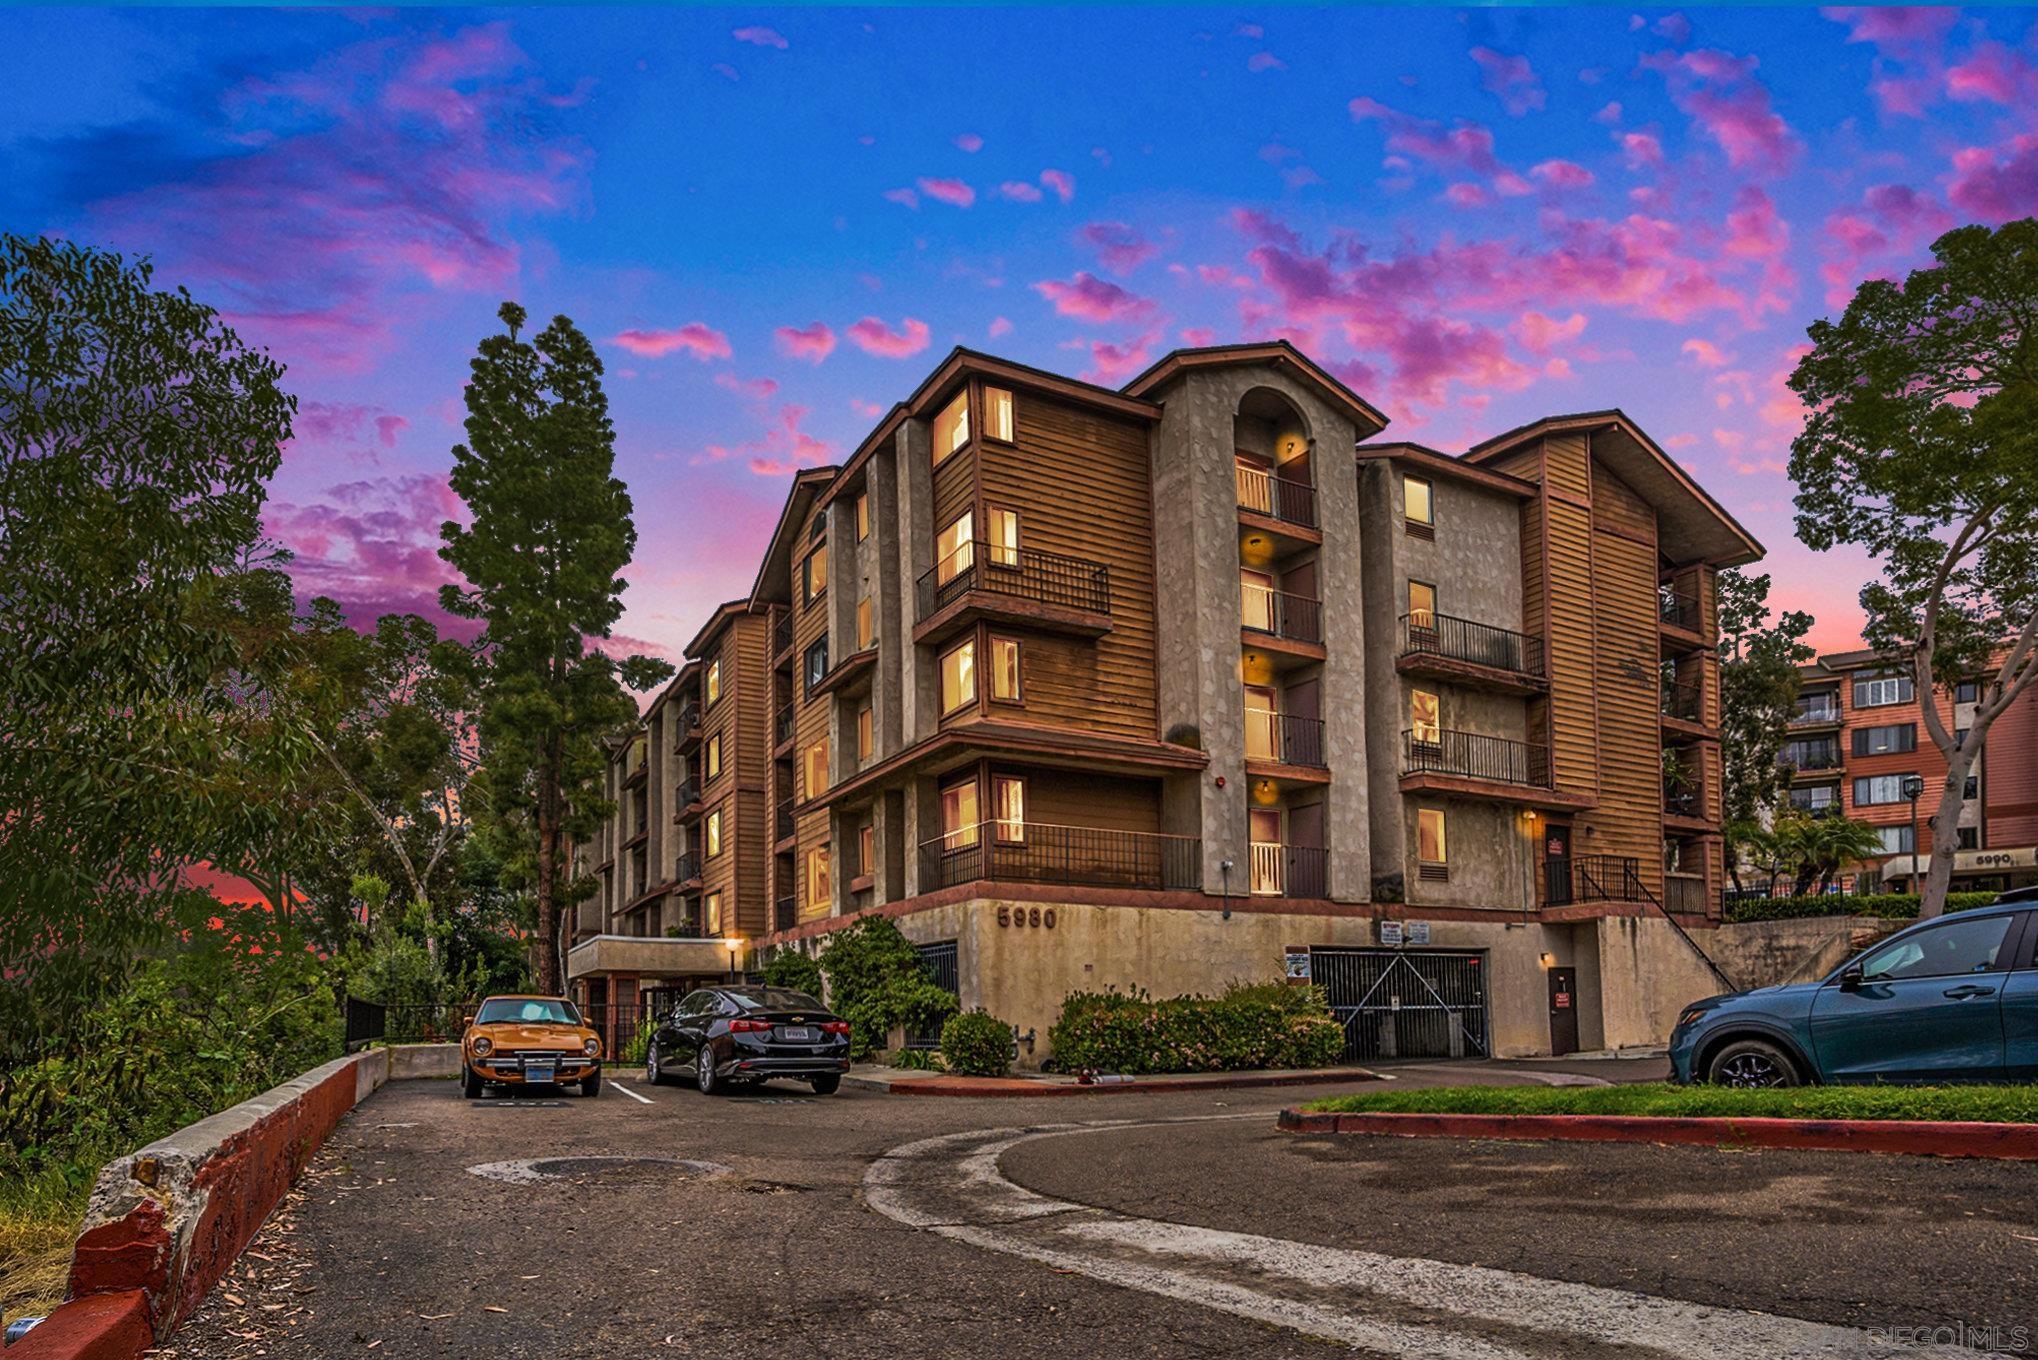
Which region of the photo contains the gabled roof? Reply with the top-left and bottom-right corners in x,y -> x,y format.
747,466 -> 839,609
1122,340 -> 1391,437
682,599 -> 755,661
1464,410 -> 1764,567
1356,441 -> 1535,499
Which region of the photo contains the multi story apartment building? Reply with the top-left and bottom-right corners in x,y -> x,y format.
1787,651 -> 2038,893
573,341 -> 1764,1060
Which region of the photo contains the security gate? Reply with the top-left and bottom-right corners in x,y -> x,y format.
904,940 -> 960,1050
1312,948 -> 1489,1060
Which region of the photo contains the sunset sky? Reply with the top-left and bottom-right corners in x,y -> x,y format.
7,6 -> 2035,664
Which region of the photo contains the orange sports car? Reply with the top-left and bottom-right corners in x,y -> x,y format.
461,995 -> 603,1098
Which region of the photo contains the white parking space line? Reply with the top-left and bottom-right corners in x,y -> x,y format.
610,1076 -> 654,1104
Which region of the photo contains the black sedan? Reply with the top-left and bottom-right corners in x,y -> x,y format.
644,985 -> 851,1095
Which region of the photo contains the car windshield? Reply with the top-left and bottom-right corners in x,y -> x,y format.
476,998 -> 582,1026
729,987 -> 824,1012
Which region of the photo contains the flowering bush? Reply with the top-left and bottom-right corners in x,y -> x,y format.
1047,982 -> 1343,1075
939,1010 -> 1013,1077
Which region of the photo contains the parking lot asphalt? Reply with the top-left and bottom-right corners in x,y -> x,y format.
160,1064 -> 2033,1360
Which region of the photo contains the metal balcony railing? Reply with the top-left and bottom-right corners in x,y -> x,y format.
1399,612 -> 1544,677
674,851 -> 701,884
920,822 -> 1201,892
1660,677 -> 1705,723
1547,853 -> 1647,906
1241,583 -> 1322,644
1662,873 -> 1708,916
772,613 -> 793,657
1659,585 -> 1700,632
1779,746 -> 1843,772
675,778 -> 702,809
1248,842 -> 1329,898
773,896 -> 797,932
1235,464 -> 1317,529
775,798 -> 794,841
1244,709 -> 1326,767
775,701 -> 794,745
1788,703 -> 1841,727
1665,783 -> 1703,819
916,545 -> 1110,623
1403,728 -> 1551,787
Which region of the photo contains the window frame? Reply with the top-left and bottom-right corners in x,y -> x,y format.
1409,689 -> 1441,745
986,506 -> 1020,569
1853,773 -> 1915,807
989,635 -> 1022,703
1408,579 -> 1438,629
803,736 -> 830,799
705,892 -> 722,935
984,386 -> 1015,444
1416,807 -> 1448,874
940,638 -> 978,716
804,636 -> 830,694
1404,474 -> 1435,527
939,775 -> 980,850
1852,723 -> 1916,757
858,822 -> 875,877
802,541 -> 830,606
856,595 -> 874,649
991,774 -> 1026,845
936,510 -> 975,587
706,807 -> 723,858
854,492 -> 870,542
805,843 -> 832,911
705,732 -> 722,781
705,658 -> 721,708
856,704 -> 874,761
933,391 -> 970,466
1852,672 -> 1914,708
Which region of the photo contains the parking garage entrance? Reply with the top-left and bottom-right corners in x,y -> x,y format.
1311,947 -> 1489,1061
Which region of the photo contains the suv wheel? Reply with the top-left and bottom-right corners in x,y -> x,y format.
696,1046 -> 722,1095
1705,1038 -> 1800,1088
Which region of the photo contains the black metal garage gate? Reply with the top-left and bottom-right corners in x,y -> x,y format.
1311,948 -> 1489,1061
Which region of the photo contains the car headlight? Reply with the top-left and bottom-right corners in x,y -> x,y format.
1676,1008 -> 1707,1032
583,1037 -> 601,1057
472,1036 -> 493,1057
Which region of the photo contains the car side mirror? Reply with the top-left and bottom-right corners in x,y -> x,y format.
1837,966 -> 1864,992
462,1013 -> 475,1027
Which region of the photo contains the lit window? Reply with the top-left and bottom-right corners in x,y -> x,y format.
805,844 -> 832,911
856,596 -> 874,649
856,705 -> 873,761
804,736 -> 830,798
1240,569 -> 1276,631
855,493 -> 870,541
936,512 -> 974,585
992,775 -> 1025,844
706,733 -> 722,780
803,542 -> 830,604
1244,684 -> 1277,760
707,809 -> 723,857
1408,580 -> 1437,630
1405,476 -> 1434,526
859,823 -> 875,875
705,659 -> 721,706
705,891 -> 722,934
990,637 -> 1021,701
934,391 -> 969,465
1410,690 -> 1440,744
941,640 -> 977,714
987,507 -> 1019,567
940,778 -> 979,849
1417,807 -> 1447,864
986,387 -> 1014,442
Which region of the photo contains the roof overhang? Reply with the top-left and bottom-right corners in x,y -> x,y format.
1122,341 -> 1390,437
1357,442 -> 1536,500
1465,411 -> 1763,567
746,466 -> 839,609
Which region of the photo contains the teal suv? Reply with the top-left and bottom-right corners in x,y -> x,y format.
1669,889 -> 2038,1086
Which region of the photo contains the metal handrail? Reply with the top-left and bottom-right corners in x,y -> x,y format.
1402,728 -> 1551,787
1235,464 -> 1317,529
1241,583 -> 1322,644
916,545 -> 1110,623
1659,585 -> 1700,632
1247,842 -> 1329,898
1399,612 -> 1544,676
1243,708 -> 1326,767
919,821 -> 1201,892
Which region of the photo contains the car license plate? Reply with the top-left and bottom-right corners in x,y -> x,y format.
525,1060 -> 556,1083
780,1026 -> 814,1042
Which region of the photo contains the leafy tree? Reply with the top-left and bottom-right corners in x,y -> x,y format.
1745,810 -> 1885,897
816,918 -> 958,1060
1789,218 -> 2038,918
439,304 -> 670,993
1714,569 -> 1815,890
0,234 -> 300,1050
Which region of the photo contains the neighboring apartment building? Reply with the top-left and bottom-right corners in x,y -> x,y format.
1787,651 -> 2038,894
572,341 -> 1764,1061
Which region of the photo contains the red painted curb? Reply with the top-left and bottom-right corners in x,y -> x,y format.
1276,1108 -> 2038,1159
5,1290 -> 151,1360
872,1068 -> 1381,1097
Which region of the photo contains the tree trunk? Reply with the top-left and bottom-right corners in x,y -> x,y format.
534,754 -> 561,994
1918,761 -> 1972,919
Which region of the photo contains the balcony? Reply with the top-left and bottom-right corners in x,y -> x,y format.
915,546 -> 1111,646
566,933 -> 738,981
1403,728 -> 1551,788
1235,464 -> 1317,532
1397,612 -> 1546,692
1248,842 -> 1329,898
1780,747 -> 1843,774
1545,854 -> 1647,907
1664,782 -> 1706,824
674,851 -> 702,887
775,797 -> 794,843
1244,708 -> 1326,770
772,612 -> 794,659
1660,677 -> 1707,727
773,895 -> 797,932
775,701 -> 794,748
1662,872 -> 1708,916
920,822 -> 1202,892
1788,702 -> 1841,730
1659,585 -> 1702,649
675,779 -> 703,818
1240,582 -> 1323,646
675,703 -> 703,751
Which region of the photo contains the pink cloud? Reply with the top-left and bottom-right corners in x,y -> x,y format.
988,316 -> 1014,338
1822,7 -> 1959,54
954,133 -> 984,153
850,397 -> 884,418
998,181 -> 1044,202
1531,159 -> 1596,189
883,187 -> 919,209
701,402 -> 834,477
1080,221 -> 1159,274
1949,133 -> 2038,222
1032,272 -> 1159,324
714,373 -> 779,401
1039,169 -> 1076,203
1076,331 -> 1161,385
1444,183 -> 1490,208
1681,338 -> 1734,368
1947,42 -> 2038,105
1470,46 -> 1546,115
774,321 -> 837,364
1513,311 -> 1587,353
731,26 -> 788,49
1349,96 -> 1507,178
846,316 -> 932,357
1814,181 -> 1953,304
289,402 -> 411,458
610,323 -> 731,360
1620,131 -> 1665,168
1247,52 -> 1285,73
916,176 -> 976,208
266,473 -> 474,637
1642,48 -> 1800,173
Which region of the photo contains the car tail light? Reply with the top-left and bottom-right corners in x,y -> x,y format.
820,1021 -> 850,1035
728,1018 -> 772,1032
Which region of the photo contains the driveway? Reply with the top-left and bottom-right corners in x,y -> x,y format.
159,1065 -> 2032,1359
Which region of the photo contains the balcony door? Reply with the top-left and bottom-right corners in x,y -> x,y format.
1241,568 -> 1276,632
1236,454 -> 1273,515
1244,684 -> 1279,760
1249,809 -> 1284,895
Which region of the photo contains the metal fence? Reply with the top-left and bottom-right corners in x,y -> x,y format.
1313,949 -> 1489,1061
1400,612 -> 1544,677
904,940 -> 961,1050
921,822 -> 1202,892
1244,709 -> 1326,767
1403,728 -> 1551,787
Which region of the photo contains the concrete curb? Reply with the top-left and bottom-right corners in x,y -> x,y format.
1275,1108 -> 2038,1159
18,1043 -> 465,1360
847,1066 -> 1382,1097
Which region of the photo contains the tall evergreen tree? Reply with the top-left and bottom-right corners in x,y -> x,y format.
439,303 -> 670,992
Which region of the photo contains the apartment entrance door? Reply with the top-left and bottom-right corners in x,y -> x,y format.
1548,966 -> 1580,1056
1249,808 -> 1284,895
1244,685 -> 1278,760
1543,823 -> 1574,906
1240,569 -> 1277,633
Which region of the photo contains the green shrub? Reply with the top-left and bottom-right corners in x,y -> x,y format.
888,1047 -> 943,1072
1047,982 -> 1343,1075
940,1010 -> 1013,1077
758,947 -> 824,998
816,919 -> 957,1060
1723,891 -> 1999,924
619,1024 -> 651,1066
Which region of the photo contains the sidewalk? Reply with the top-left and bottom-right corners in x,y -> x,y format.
843,1064 -> 1382,1097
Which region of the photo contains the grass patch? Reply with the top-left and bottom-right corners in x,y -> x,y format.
1304,1082 -> 2038,1124
0,1175 -> 84,1323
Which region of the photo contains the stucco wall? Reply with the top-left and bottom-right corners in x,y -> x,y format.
1699,915 -> 1899,990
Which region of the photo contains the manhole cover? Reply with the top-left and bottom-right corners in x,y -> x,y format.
467,1156 -> 731,1186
